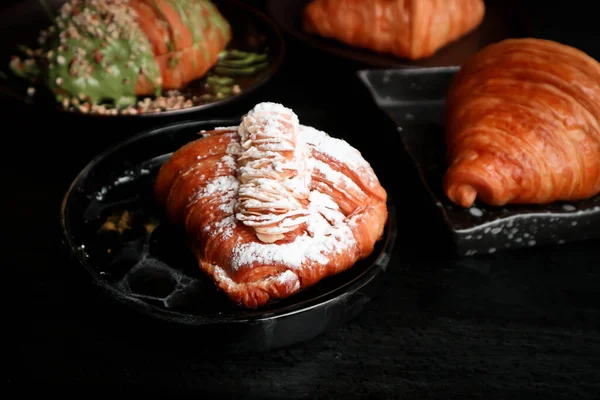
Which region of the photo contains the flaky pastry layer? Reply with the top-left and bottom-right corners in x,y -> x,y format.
155,104 -> 388,308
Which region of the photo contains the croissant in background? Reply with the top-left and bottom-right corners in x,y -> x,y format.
444,38 -> 600,208
155,103 -> 388,308
11,0 -> 230,107
302,0 -> 485,60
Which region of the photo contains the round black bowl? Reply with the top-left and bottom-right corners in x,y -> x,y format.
0,0 -> 285,118
60,118 -> 397,351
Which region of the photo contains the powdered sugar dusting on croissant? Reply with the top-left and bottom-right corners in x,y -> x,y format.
230,189 -> 357,270
155,102 -> 388,308
235,102 -> 312,243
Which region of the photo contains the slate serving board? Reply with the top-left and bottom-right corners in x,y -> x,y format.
358,67 -> 600,256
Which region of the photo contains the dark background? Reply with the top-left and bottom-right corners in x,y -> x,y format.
5,0 -> 600,397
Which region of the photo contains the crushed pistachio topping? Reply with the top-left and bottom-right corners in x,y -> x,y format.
8,0 -> 269,115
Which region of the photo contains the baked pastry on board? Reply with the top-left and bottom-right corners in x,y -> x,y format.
302,0 -> 485,60
154,102 -> 388,308
444,38 -> 600,208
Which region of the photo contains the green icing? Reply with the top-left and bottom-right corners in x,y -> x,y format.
203,1 -> 231,41
166,0 -> 200,68
168,0 -> 231,50
165,0 -> 232,71
154,0 -> 233,61
152,0 -> 178,52
168,0 -> 198,43
52,2 -> 160,106
12,0 -> 162,106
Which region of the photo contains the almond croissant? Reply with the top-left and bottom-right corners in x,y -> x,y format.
444,38 -> 600,208
302,0 -> 485,60
154,103 -> 388,308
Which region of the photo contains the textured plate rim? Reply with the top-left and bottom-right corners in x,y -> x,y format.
59,118 -> 398,326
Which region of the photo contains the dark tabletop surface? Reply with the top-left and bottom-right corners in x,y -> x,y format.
6,0 -> 600,397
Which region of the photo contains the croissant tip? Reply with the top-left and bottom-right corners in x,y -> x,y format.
446,184 -> 478,208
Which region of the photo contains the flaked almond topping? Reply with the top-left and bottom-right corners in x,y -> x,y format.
235,103 -> 310,243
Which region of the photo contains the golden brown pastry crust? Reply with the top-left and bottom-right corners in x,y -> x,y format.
130,0 -> 231,95
444,38 -> 600,208
154,104 -> 388,308
302,0 -> 485,60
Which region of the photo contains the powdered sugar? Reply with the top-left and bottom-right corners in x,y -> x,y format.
201,126 -> 238,134
313,159 -> 365,200
210,262 -> 301,292
200,175 -> 239,197
300,125 -> 370,171
275,269 -> 301,291
198,175 -> 239,240
230,189 -> 356,270
206,215 -> 236,239
190,102 -> 380,275
219,154 -> 237,170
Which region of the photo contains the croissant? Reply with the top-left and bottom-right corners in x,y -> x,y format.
302,0 -> 485,60
154,102 -> 388,308
443,38 -> 600,208
10,0 -> 230,106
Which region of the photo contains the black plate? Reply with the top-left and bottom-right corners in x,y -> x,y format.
266,0 -> 527,68
358,67 -> 600,256
0,0 -> 285,118
60,118 -> 397,351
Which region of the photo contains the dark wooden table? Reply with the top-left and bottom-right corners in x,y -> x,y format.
6,0 -> 600,397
